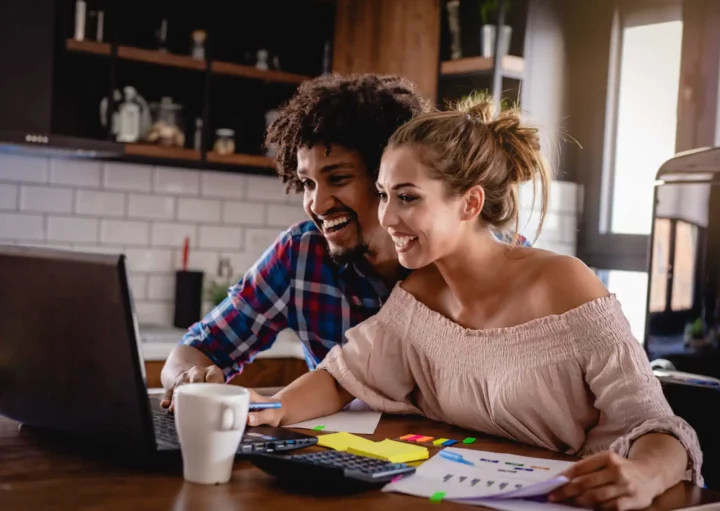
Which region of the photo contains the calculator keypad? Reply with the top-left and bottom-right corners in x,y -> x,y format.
289,451 -> 410,475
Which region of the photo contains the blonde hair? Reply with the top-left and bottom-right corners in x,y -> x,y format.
387,93 -> 552,245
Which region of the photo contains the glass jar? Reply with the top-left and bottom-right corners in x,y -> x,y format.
213,128 -> 235,155
146,97 -> 185,147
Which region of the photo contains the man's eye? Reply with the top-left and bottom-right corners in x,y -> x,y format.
301,180 -> 315,190
330,175 -> 350,185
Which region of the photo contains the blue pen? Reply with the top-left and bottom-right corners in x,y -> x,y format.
249,402 -> 282,410
439,450 -> 475,466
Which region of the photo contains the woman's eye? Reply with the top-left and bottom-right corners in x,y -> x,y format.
376,191 -> 388,201
399,194 -> 417,204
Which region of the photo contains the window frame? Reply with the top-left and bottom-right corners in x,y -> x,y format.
578,0 -> 683,273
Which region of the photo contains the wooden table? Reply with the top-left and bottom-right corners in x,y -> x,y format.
1,411 -> 719,511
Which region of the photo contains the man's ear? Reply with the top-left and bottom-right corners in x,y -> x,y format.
460,185 -> 485,221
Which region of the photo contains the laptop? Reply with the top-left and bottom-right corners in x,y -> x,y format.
0,244 -> 317,461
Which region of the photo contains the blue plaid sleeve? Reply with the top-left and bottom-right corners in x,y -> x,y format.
179,230 -> 296,379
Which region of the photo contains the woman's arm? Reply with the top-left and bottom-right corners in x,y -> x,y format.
247,369 -> 354,427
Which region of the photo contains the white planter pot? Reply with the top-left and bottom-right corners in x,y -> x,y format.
481,24 -> 512,58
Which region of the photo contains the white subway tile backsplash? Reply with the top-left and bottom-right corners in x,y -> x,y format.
75,189 -> 126,217
134,301 -> 174,326
47,216 -> 98,243
519,210 -> 577,244
222,201 -> 265,225
103,163 -> 152,192
519,180 -> 579,214
199,225 -> 243,250
220,251 -> 263,278
147,275 -> 175,300
73,244 -> 124,255
266,204 -> 305,227
128,194 -> 175,219
177,197 -> 221,223
100,219 -> 150,245
19,186 -> 73,213
151,222 -> 197,248
154,166 -> 200,196
245,228 -> 283,256
0,154 -> 48,183
246,175 -> 286,202
173,250 -> 220,277
128,274 -> 148,300
50,159 -> 101,188
0,184 -> 17,210
0,212 -> 44,240
124,248 -> 174,272
201,171 -> 246,199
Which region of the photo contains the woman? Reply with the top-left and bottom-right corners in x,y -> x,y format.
247,96 -> 703,510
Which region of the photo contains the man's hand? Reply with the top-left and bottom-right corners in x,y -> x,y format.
161,365 -> 224,411
548,451 -> 663,511
247,389 -> 285,427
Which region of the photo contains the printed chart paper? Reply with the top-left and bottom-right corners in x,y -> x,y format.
383,447 -> 575,501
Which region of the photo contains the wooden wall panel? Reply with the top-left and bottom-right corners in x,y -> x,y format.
332,0 -> 441,102
144,359 -> 309,389
675,0 -> 720,152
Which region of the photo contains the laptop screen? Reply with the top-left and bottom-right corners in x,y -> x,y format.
645,171 -> 720,379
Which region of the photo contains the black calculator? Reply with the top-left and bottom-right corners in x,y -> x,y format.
249,450 -> 416,488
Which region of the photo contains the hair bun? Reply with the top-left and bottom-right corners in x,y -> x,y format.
457,94 -> 495,123
455,93 -> 541,184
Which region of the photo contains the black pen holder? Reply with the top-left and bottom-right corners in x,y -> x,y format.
173,270 -> 204,329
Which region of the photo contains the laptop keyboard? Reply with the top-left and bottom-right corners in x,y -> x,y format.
151,410 -> 180,446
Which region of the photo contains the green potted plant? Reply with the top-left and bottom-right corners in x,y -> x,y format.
684,317 -> 710,349
480,0 -> 512,58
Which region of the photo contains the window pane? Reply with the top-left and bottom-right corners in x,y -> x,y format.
604,270 -> 649,342
670,221 -> 697,311
649,218 -> 671,312
610,20 -> 682,235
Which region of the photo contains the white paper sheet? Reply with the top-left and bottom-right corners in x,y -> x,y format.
383,447 -> 575,501
464,497 -> 583,510
283,410 -> 382,434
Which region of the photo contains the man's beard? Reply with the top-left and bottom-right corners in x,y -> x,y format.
327,238 -> 369,266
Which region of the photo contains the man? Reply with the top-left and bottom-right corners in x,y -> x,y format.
161,73 -> 525,408
160,73 -> 427,407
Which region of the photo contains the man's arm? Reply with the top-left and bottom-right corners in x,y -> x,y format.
160,229 -> 297,408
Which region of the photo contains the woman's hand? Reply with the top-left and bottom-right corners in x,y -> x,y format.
548,451 -> 663,511
246,389 -> 285,427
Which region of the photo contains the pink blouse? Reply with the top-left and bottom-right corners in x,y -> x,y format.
317,285 -> 703,485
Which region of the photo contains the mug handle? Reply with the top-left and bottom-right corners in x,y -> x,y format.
219,404 -> 242,431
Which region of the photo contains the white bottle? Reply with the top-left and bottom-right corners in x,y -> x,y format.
117,87 -> 141,143
74,0 -> 86,41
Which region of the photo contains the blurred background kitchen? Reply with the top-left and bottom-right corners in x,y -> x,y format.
0,0 -> 719,395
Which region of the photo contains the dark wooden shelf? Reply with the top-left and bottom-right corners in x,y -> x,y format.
211,61 -> 308,84
206,151 -> 275,168
124,144 -> 201,161
66,39 -> 310,84
65,39 -> 111,55
117,46 -> 206,71
440,56 -> 524,80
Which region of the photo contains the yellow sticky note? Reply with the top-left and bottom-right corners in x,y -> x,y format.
348,439 -> 429,464
316,432 -> 376,452
433,438 -> 449,446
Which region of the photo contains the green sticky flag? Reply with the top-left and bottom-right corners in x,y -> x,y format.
462,437 -> 476,444
313,425 -> 326,431
430,491 -> 446,503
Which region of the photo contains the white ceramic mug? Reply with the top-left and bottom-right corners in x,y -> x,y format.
174,383 -> 250,485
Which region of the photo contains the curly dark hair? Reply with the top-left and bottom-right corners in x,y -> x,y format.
264,73 -> 429,193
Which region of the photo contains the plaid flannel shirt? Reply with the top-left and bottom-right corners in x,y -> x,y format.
180,220 -> 528,379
